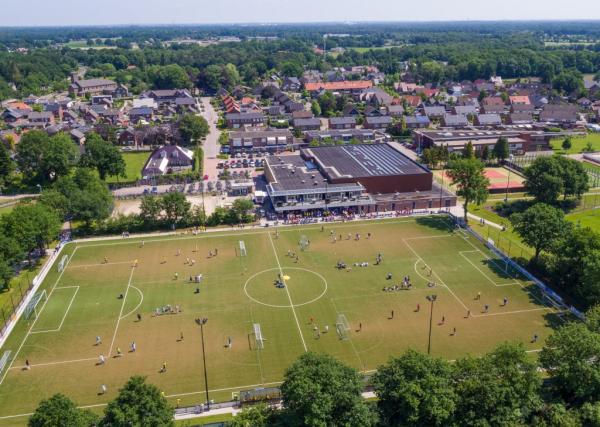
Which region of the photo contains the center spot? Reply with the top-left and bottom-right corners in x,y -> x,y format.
244,267 -> 328,308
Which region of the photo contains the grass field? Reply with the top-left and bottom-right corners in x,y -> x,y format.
0,217 -> 561,425
106,152 -> 149,184
551,133 -> 600,154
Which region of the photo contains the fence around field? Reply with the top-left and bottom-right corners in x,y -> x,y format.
507,152 -> 600,188
450,213 -> 584,320
0,243 -> 66,349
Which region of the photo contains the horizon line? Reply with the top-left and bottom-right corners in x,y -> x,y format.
2,18 -> 600,29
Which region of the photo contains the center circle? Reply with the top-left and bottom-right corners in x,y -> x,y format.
244,267 -> 328,308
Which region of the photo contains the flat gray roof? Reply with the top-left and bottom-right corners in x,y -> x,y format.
303,143 -> 428,179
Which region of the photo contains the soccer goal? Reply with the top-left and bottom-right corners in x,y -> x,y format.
0,351 -> 12,377
253,323 -> 264,349
336,314 -> 351,341
299,235 -> 310,251
57,255 -> 69,273
239,241 -> 247,257
24,290 -> 48,320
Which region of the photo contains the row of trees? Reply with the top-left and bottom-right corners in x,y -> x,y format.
523,156 -> 590,205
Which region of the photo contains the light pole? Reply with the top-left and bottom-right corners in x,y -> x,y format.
195,317 -> 210,410
504,154 -> 513,202
426,294 -> 437,355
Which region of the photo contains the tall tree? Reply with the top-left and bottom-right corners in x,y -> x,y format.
29,394 -> 98,427
41,168 -> 113,226
511,203 -> 568,263
178,114 -> 209,145
101,376 -> 173,427
523,156 -> 565,204
557,156 -> 589,200
540,322 -> 600,404
79,133 -> 125,180
161,192 -> 191,227
2,203 -> 61,258
446,158 -> 489,222
493,137 -> 509,162
452,343 -> 541,426
0,142 -> 14,188
373,350 -> 456,426
280,352 -> 375,427
228,404 -> 278,427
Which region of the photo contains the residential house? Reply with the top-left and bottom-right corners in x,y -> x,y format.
292,110 -> 313,120
282,77 -> 302,92
228,129 -> 294,153
129,107 -> 154,124
507,112 -> 534,125
70,129 -> 86,145
304,129 -> 378,144
404,115 -> 430,129
304,81 -> 373,96
27,111 -> 55,127
481,104 -> 506,115
343,104 -> 361,116
293,118 -> 321,131
175,97 -> 198,113
510,103 -> 535,114
441,114 -> 469,128
363,115 -> 392,130
474,114 -> 502,127
539,104 -> 579,126
226,112 -> 265,129
329,116 -> 357,130
142,145 -> 195,179
142,89 -> 193,107
453,105 -> 477,116
387,105 -> 404,118
423,106 -> 446,119
364,106 -> 386,117
69,74 -> 118,97
509,95 -> 531,106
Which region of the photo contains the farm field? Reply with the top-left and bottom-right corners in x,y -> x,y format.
0,217 -> 561,425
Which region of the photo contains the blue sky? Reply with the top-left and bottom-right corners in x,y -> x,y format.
2,0 -> 600,26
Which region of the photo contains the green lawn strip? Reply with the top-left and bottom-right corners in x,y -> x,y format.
551,133 -> 600,154
106,152 -> 149,184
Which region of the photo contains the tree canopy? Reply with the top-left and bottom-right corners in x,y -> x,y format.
79,133 -> 125,180
446,158 -> 489,222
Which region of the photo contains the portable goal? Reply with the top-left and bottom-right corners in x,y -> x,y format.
299,235 -> 310,251
239,241 -> 247,257
57,255 -> 69,273
24,289 -> 48,320
253,323 -> 264,349
336,314 -> 351,340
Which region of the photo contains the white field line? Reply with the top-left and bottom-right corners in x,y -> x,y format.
119,285 -> 144,320
0,247 -> 78,387
402,239 -> 471,313
404,234 -> 455,240
458,235 -> 550,308
165,381 -> 283,399
267,233 -> 307,352
329,298 -> 365,371
67,260 -> 135,269
8,356 -> 96,370
459,252 -> 520,287
30,286 -> 80,334
475,307 -> 552,317
108,267 -> 136,358
76,219 -> 421,249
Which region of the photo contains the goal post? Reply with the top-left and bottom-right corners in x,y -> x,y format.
24,290 -> 47,320
57,255 -> 69,273
239,241 -> 247,257
0,351 -> 12,378
336,314 -> 350,341
253,323 -> 264,349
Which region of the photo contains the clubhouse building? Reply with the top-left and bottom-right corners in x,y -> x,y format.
264,142 -> 456,215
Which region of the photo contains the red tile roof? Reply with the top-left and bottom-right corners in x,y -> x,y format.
509,95 -> 531,105
304,80 -> 373,92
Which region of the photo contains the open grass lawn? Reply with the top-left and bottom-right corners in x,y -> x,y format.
551,133 -> 600,154
0,217 -> 561,425
582,161 -> 600,174
106,152 -> 149,184
567,206 -> 600,229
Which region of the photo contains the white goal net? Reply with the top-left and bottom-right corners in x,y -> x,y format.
239,241 -> 247,257
24,290 -> 47,320
336,314 -> 350,340
57,255 -> 69,273
299,235 -> 310,251
253,323 -> 264,349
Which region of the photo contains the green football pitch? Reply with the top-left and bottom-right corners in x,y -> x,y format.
0,216 -> 562,424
